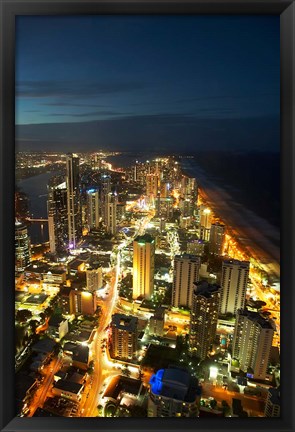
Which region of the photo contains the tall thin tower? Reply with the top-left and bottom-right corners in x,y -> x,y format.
133,234 -> 155,299
66,153 -> 81,249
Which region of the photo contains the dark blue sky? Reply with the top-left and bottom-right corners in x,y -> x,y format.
15,15 -> 280,152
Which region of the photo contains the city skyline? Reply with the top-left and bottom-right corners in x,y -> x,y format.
14,13 -> 280,420
15,151 -> 280,418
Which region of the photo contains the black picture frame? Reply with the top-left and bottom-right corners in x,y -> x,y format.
0,0 -> 294,431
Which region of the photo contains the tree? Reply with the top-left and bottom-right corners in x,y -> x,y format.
16,309 -> 32,323
87,360 -> 95,375
209,399 -> 218,410
122,364 -> 131,377
29,319 -> 39,333
221,400 -> 231,416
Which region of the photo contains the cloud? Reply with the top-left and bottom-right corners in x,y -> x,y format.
43,110 -> 133,118
16,80 -> 149,99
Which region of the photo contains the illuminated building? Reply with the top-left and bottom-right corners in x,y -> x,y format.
47,181 -> 68,254
91,153 -> 102,170
133,234 -> 155,299
181,176 -> 197,200
15,221 -> 31,273
172,254 -> 201,309
189,281 -> 220,360
219,259 -> 250,315
146,174 -> 159,199
209,223 -> 225,255
69,289 -> 96,315
160,218 -> 166,232
66,153 -> 82,249
148,367 -> 201,417
199,206 -> 212,241
48,315 -> 69,341
149,307 -> 165,337
232,308 -> 274,380
186,239 -> 205,256
110,313 -> 138,360
99,173 -> 111,223
86,261 -> 103,292
106,192 -> 117,235
116,202 -> 125,222
264,387 -> 280,417
86,189 -> 100,230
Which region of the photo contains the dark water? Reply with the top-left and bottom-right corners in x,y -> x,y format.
16,171 -> 61,245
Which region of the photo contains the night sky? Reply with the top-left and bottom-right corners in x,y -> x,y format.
15,15 -> 280,152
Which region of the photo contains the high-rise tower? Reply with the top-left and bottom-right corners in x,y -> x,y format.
15,221 -> 31,273
66,153 -> 82,249
172,254 -> 201,309
48,181 -> 68,254
133,234 -> 155,299
86,189 -> 100,230
219,259 -> 249,315
189,281 -> 220,360
232,309 -> 274,380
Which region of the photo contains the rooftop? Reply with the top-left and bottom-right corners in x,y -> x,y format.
24,293 -> 48,305
174,254 -> 201,262
32,337 -> 56,353
149,367 -> 200,403
53,380 -> 83,394
104,376 -> 143,400
134,234 -> 155,244
193,280 -> 220,299
238,308 -> 275,330
112,313 -> 138,332
223,259 -> 250,268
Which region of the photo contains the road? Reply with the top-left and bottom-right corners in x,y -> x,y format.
81,259 -> 120,417
28,355 -> 63,416
81,211 -> 155,417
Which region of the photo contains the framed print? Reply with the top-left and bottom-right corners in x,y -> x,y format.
0,0 -> 294,432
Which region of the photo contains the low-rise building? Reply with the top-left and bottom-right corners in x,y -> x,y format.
48,315 -> 69,341
148,367 -> 201,417
52,380 -> 84,402
149,307 -> 165,337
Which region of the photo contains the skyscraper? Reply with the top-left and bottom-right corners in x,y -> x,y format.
146,174 -> 159,204
86,189 -> 100,230
133,234 -> 155,299
99,173 -> 111,224
209,223 -> 225,255
199,206 -> 212,241
172,254 -> 201,309
189,281 -> 220,360
66,153 -> 81,249
232,309 -> 274,380
105,192 -> 117,235
69,289 -> 97,316
86,261 -> 103,292
219,259 -> 250,316
148,367 -> 200,417
110,313 -> 138,360
47,181 -> 68,254
15,221 -> 31,273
